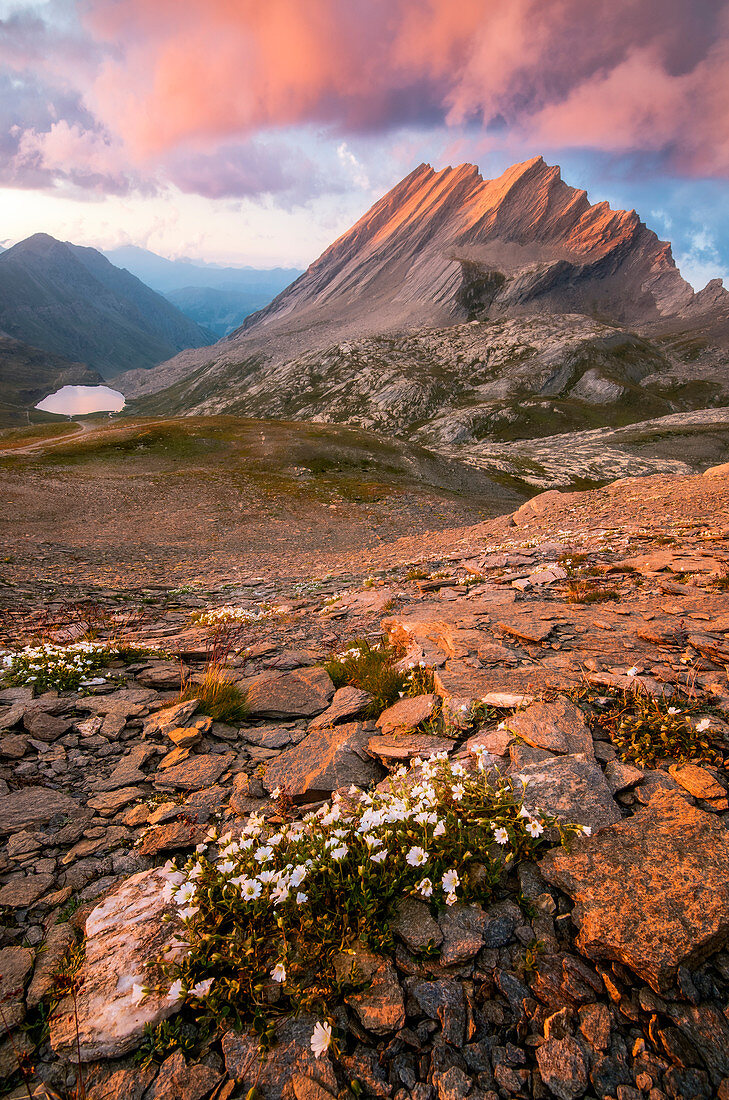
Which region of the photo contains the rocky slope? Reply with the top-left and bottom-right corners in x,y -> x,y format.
0,333 -> 102,428
0,235 -> 211,379
126,313 -> 722,446
0,468 -> 729,1098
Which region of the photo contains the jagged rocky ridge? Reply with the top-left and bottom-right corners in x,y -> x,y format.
1,468 -> 729,1098
117,158 -> 729,451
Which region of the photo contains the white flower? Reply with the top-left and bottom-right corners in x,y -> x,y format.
526,819 -> 544,838
174,882 -> 196,904
272,884 -> 290,905
626,666 -> 640,677
493,827 -> 509,845
217,860 -> 235,875
178,905 -> 200,921
433,820 -> 446,837
271,787 -> 282,798
445,891 -> 457,906
296,891 -> 308,904
442,869 -> 459,893
330,845 -> 348,861
310,1021 -> 332,1059
189,978 -> 213,998
696,717 -> 711,732
195,843 -> 207,853
581,825 -> 592,836
255,846 -> 274,862
416,877 -> 433,898
451,783 -> 465,801
370,848 -> 387,863
451,762 -> 466,776
667,707 -> 679,715
167,979 -> 184,1003
131,983 -> 148,1005
289,866 -> 307,887
257,870 -> 277,885
271,963 -> 287,983
406,846 -> 428,867
239,878 -> 263,900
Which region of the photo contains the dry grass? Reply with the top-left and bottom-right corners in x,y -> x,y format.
180,662 -> 249,723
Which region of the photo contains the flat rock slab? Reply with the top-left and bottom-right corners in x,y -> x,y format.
95,744 -> 158,792
27,924 -> 75,1007
145,1050 -> 222,1100
308,686 -> 372,730
494,616 -> 555,645
50,866 -> 184,1060
87,787 -> 142,816
668,762 -> 727,802
263,722 -> 383,803
244,667 -> 335,718
0,787 -> 79,835
222,1014 -> 338,1100
505,699 -> 594,758
144,700 -> 199,738
136,663 -> 185,689
540,788 -> 729,992
535,1036 -> 589,1100
154,752 -> 235,791
345,957 -> 405,1035
393,898 -> 443,953
376,694 -> 437,735
138,819 -> 209,856
23,708 -> 73,742
368,733 -> 455,761
0,874 -> 55,907
0,946 -> 33,1028
513,753 -> 621,832
434,662 -> 579,705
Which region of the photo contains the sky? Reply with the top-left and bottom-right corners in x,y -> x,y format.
1,0 -> 729,288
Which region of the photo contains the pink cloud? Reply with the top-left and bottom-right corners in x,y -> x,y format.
77,0 -> 729,177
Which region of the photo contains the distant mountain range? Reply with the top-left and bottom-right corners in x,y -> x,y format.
0,234 -> 211,380
103,245 -> 302,338
117,157 -> 729,453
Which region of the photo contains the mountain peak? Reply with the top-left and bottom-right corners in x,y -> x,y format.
234,155 -> 704,344
6,232 -> 69,257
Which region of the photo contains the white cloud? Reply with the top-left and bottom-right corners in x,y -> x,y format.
336,142 -> 371,190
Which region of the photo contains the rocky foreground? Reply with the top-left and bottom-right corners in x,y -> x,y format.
1,466 -> 729,1100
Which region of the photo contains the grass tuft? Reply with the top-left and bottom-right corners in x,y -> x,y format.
566,581 -> 620,604
180,663 -> 249,724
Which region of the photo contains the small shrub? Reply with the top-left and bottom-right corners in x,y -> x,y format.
324,639 -> 407,717
149,752 -> 588,1042
585,689 -> 727,769
404,567 -> 429,581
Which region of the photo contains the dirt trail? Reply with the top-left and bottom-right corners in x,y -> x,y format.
0,417 -> 177,455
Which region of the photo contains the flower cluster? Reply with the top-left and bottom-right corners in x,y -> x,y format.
1,641 -> 139,693
191,605 -> 285,628
155,751 -> 587,1044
